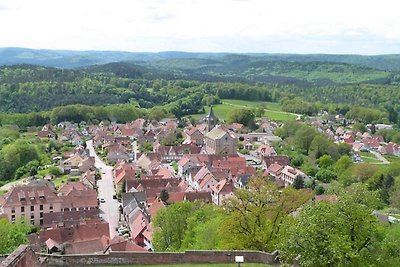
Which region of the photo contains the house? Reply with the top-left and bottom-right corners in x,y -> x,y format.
243,141 -> 254,151
280,165 -> 306,186
352,142 -> 369,152
183,127 -> 204,145
183,191 -> 212,203
42,209 -> 99,229
78,156 -> 95,173
343,134 -> 355,145
62,154 -> 84,175
227,123 -> 244,132
378,143 -> 398,155
137,153 -> 162,172
105,237 -> 147,252
177,156 -> 195,176
37,220 -> 110,254
0,182 -> 62,226
80,170 -> 97,189
107,150 -> 130,163
126,178 -> 182,198
255,144 -> 277,158
58,182 -> 98,212
205,126 -> 237,155
262,156 -> 290,169
211,179 -> 235,205
128,210 -> 150,247
266,163 -> 284,178
114,161 -> 137,192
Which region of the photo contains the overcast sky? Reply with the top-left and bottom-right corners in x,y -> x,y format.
0,0 -> 399,54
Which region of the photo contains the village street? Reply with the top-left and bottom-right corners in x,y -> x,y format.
87,140 -> 120,238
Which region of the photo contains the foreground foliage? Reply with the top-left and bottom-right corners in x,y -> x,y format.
0,219 -> 35,254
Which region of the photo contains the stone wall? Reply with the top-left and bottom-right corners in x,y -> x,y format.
42,250 -> 279,266
0,245 -> 42,267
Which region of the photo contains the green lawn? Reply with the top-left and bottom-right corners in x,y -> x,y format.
52,175 -> 80,189
222,99 -> 283,112
360,152 -> 381,164
384,155 -> 400,163
99,264 -> 271,267
190,100 -> 296,122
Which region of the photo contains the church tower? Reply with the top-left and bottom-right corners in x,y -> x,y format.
204,106 -> 218,133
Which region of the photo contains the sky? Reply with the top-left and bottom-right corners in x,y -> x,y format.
0,0 -> 400,54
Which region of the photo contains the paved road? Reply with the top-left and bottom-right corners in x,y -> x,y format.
87,140 -> 120,238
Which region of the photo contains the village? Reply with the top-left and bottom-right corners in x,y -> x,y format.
0,106 -> 399,256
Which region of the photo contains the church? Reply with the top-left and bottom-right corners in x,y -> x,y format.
203,106 -> 237,155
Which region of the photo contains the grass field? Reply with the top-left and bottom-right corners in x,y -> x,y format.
222,99 -> 283,112
384,155 -> 400,163
190,99 -> 297,122
360,152 -> 382,164
99,264 -> 272,267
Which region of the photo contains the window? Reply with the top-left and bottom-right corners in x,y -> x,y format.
21,207 -> 25,213
11,215 -> 15,222
39,219 -> 43,226
30,214 -> 34,219
30,205 -> 34,212
39,205 -> 43,211
39,212 -> 43,218
49,204 -> 53,210
11,208 -> 15,213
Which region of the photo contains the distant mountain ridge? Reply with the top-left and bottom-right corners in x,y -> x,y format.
1,47 -> 400,71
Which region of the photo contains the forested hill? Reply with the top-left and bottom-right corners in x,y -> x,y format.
2,47 -> 400,71
1,57 -> 400,119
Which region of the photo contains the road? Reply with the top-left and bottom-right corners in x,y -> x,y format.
87,140 -> 120,238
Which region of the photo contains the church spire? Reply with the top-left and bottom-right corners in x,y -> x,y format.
204,106 -> 218,132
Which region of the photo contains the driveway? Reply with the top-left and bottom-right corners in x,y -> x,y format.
87,140 -> 120,238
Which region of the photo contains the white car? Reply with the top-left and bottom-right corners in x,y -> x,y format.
99,197 -> 106,203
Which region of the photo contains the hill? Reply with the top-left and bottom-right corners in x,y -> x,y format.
1,47 -> 400,72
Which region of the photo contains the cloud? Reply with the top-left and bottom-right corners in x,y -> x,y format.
150,14 -> 175,23
0,0 -> 399,54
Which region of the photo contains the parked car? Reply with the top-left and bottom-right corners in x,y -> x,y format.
100,197 -> 106,203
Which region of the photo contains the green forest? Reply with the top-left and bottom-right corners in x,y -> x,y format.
1,57 -> 400,127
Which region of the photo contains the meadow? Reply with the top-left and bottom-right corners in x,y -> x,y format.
190,99 -> 297,122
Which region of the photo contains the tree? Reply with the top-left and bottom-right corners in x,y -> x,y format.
181,205 -> 225,250
279,183 -> 381,267
351,163 -> 379,183
153,201 -> 200,251
338,143 -> 352,156
0,219 -> 33,254
293,176 -> 305,189
352,122 -> 367,133
160,189 -> 169,204
227,108 -> 255,128
315,168 -> 337,183
294,126 -> 317,153
334,155 -> 353,175
318,154 -> 334,169
219,176 -> 313,252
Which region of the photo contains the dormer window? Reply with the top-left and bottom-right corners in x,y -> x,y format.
18,191 -> 26,201
38,190 -> 45,200
28,191 -> 35,201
